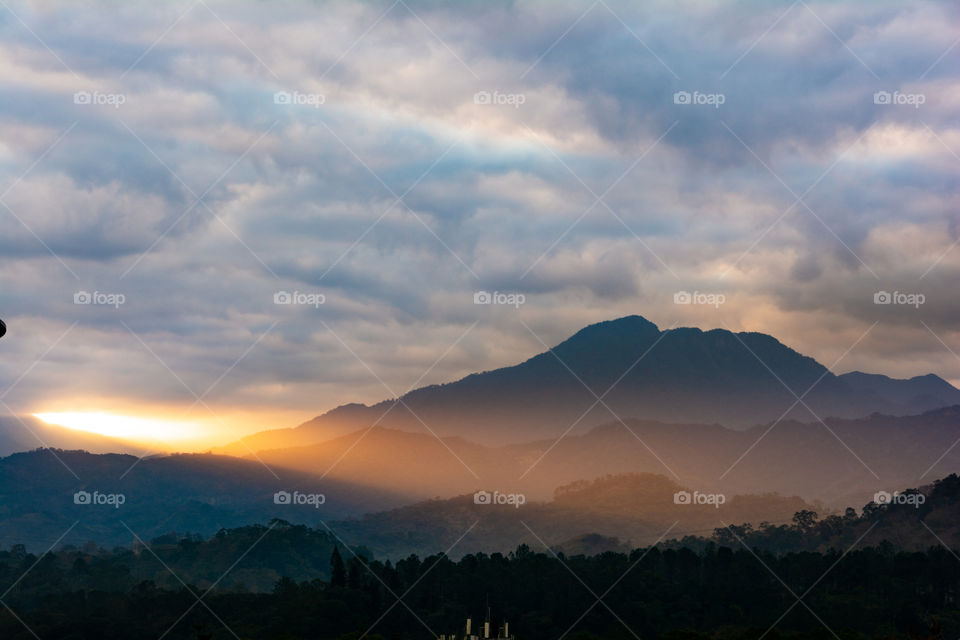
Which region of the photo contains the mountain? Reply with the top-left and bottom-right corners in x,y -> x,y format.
0,450 -> 819,558
237,406 -> 960,510
838,371 -> 960,415
0,415 -> 150,457
329,472 -> 816,559
0,449 -> 410,551
515,406 -> 960,509
218,315 -> 960,453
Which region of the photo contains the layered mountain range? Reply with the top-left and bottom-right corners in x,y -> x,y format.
238,407 -> 960,508
5,314 -> 959,553
219,315 -> 960,453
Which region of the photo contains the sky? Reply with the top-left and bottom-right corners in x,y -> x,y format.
0,0 -> 958,448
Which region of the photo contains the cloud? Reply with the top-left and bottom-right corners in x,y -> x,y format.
1,0 -> 959,435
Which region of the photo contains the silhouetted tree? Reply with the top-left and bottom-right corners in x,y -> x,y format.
792,509 -> 818,531
330,546 -> 346,587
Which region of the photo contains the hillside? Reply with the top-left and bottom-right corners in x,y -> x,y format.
239,407 -> 960,509
329,472 -> 816,559
0,449 -> 409,550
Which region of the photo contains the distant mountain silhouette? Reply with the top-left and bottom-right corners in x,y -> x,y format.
0,451 -> 817,556
219,315 -> 960,452
837,371 -> 960,414
0,449 -> 409,550
241,406 -> 960,510
330,472 -> 815,558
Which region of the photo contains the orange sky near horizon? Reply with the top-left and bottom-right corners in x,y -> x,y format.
32,406 -> 315,452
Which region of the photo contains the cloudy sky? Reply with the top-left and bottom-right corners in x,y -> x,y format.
1,0 -> 958,447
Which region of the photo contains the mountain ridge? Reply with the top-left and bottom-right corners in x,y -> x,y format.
0,448 -> 410,550
215,315 -> 960,454
238,405 -> 960,510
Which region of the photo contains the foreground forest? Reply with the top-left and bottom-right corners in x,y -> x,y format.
2,475 -> 959,639
0,536 -> 955,639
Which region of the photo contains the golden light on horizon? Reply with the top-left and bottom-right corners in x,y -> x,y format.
34,411 -> 203,443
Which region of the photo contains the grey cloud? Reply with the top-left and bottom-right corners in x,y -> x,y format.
0,0 -> 958,423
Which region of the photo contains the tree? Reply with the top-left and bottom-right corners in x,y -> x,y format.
330,546 -> 347,587
347,557 -> 363,589
792,509 -> 818,531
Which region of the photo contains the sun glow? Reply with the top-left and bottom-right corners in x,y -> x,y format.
34,412 -> 202,443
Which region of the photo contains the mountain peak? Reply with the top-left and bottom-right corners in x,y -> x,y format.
219,315 -> 960,453
551,315 -> 661,365
563,315 -> 660,343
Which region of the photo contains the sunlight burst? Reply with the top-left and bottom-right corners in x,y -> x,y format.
34,412 -> 201,442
